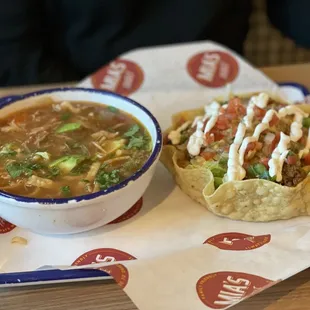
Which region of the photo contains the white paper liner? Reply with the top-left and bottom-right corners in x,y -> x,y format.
1,41 -> 310,310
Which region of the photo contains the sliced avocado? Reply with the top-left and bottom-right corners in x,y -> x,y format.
49,155 -> 86,174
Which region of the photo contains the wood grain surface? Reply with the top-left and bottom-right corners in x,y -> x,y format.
1,64 -> 310,310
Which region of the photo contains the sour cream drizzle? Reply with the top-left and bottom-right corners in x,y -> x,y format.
277,105 -> 308,142
227,123 -> 246,181
187,101 -> 221,156
299,127 -> 310,158
243,93 -> 269,128
168,121 -> 191,145
187,120 -> 205,156
231,93 -> 308,181
268,133 -> 290,182
168,92 -> 309,183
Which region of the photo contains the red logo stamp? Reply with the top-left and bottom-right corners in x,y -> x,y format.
91,59 -> 144,96
187,51 -> 239,88
100,264 -> 129,289
72,248 -> 136,288
0,217 -> 16,234
204,232 -> 271,251
108,197 -> 143,225
197,271 -> 275,309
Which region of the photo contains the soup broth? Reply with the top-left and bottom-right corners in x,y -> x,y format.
0,99 -> 152,199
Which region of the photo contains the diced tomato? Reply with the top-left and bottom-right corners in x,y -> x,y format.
213,132 -> 224,141
260,157 -> 269,168
232,126 -> 238,135
224,113 -> 238,121
254,105 -> 266,118
269,114 -> 279,127
304,154 -> 310,165
205,133 -> 215,144
200,151 -> 216,161
271,132 -> 280,152
219,107 -> 226,114
286,155 -> 297,165
245,141 -> 262,159
246,142 -> 256,152
206,129 -> 224,143
215,115 -> 229,130
300,136 -> 307,145
243,162 -> 250,170
226,97 -> 246,116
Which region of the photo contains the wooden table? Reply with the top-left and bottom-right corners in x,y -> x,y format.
1,64 -> 310,310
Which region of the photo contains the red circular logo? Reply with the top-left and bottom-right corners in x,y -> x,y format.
100,264 -> 129,289
197,271 -> 275,309
91,59 -> 144,96
187,51 -> 239,88
72,248 -> 136,288
204,232 -> 271,251
108,197 -> 143,225
0,217 -> 16,234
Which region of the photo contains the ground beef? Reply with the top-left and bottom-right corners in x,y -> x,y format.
281,163 -> 307,187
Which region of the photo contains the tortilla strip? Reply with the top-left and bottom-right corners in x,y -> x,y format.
161,93 -> 310,222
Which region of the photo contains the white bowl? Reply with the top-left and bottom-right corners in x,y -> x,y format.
0,88 -> 162,235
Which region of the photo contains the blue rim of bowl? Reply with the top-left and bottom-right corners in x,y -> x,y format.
278,82 -> 309,96
0,87 -> 162,205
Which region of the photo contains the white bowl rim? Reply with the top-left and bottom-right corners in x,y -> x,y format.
0,87 -> 162,206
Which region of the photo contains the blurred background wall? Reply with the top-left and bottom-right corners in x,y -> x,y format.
245,0 -> 310,67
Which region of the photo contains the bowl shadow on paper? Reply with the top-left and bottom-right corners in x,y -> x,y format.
62,163 -> 175,238
232,270 -> 310,310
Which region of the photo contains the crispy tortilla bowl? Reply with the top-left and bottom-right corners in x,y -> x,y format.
161,92 -> 310,222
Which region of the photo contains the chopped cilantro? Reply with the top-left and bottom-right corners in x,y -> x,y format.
61,185 -> 71,196
48,166 -> 60,177
56,123 -> 81,133
124,124 -> 140,137
107,106 -> 119,113
123,124 -> 150,150
95,169 -> 120,190
303,117 -> 310,128
60,112 -> 72,121
247,163 -> 275,181
27,163 -> 43,170
70,161 -> 91,175
126,136 -> 145,149
6,162 -> 33,179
